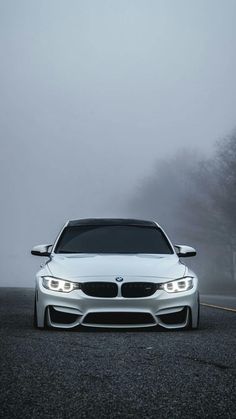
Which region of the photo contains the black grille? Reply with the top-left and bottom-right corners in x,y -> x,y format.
121,282 -> 158,298
81,282 -> 118,298
84,312 -> 155,325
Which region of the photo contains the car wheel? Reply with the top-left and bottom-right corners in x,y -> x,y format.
44,307 -> 52,330
194,293 -> 200,329
33,296 -> 38,328
185,294 -> 200,330
33,295 -> 45,330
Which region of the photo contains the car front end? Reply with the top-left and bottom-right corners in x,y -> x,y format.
35,261 -> 199,330
32,218 -> 199,331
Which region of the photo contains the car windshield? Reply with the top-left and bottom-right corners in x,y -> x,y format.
55,225 -> 173,254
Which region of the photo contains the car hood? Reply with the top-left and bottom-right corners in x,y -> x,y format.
46,254 -> 186,282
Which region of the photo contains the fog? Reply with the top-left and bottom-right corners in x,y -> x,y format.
1,1 -> 236,287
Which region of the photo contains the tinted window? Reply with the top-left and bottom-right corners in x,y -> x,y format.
55,225 -> 173,254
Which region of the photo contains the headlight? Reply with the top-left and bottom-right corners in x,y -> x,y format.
160,277 -> 194,293
42,276 -> 80,293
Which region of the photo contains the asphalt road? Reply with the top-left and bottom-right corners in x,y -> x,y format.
201,294 -> 236,310
0,289 -> 235,419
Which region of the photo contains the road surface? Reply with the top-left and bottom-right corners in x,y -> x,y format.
201,294 -> 236,310
0,288 -> 235,419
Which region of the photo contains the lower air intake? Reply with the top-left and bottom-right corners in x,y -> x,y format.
158,307 -> 188,325
49,307 -> 79,324
83,312 -> 155,325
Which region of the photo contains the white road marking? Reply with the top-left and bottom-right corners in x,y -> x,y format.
201,302 -> 236,313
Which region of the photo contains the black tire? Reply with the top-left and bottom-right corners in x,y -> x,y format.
183,308 -> 192,330
186,294 -> 200,330
194,293 -> 200,329
33,296 -> 38,328
33,294 -> 45,330
44,307 -> 51,330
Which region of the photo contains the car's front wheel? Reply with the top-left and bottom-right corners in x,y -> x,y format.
33,296 -> 38,328
186,294 -> 200,330
33,295 -> 45,330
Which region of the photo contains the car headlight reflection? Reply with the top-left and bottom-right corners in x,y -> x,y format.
42,276 -> 80,293
160,277 -> 194,293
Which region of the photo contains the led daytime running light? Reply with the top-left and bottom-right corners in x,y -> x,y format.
161,277 -> 193,293
42,276 -> 79,293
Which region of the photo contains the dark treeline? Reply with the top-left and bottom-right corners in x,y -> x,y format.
129,133 -> 236,294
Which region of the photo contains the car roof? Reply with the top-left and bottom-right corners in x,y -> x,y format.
67,218 -> 158,227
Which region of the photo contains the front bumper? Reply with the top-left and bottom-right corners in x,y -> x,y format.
36,279 -> 199,329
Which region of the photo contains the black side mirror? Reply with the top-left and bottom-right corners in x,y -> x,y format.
31,244 -> 52,257
174,245 -> 197,258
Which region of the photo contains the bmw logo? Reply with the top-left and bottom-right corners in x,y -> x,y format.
115,276 -> 124,282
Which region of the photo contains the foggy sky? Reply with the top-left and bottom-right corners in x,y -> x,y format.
1,0 -> 236,286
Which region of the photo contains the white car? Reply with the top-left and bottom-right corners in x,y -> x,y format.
31,218 -> 199,330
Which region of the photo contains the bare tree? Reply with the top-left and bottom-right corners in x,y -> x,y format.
128,133 -> 236,292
